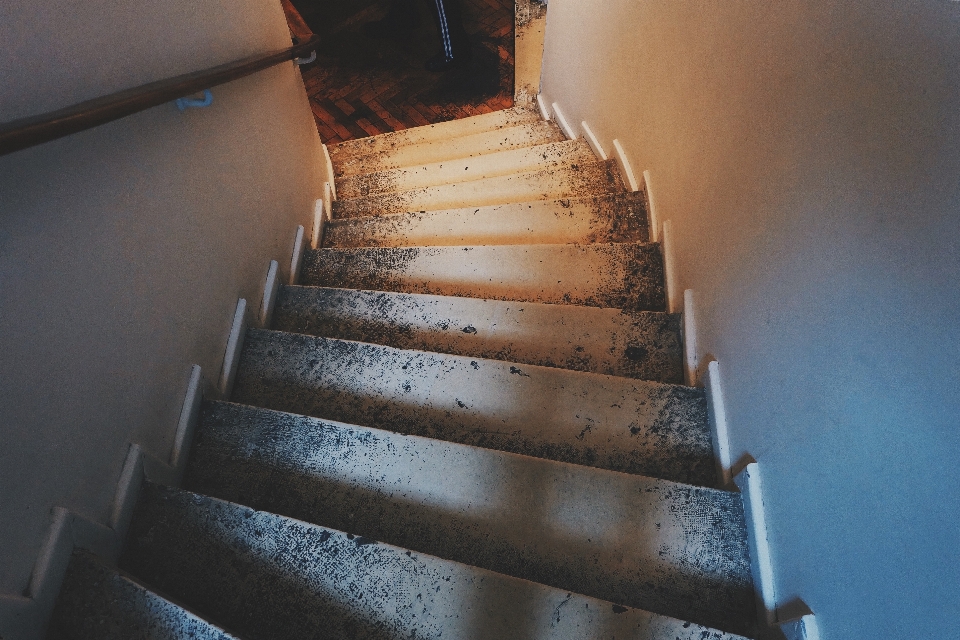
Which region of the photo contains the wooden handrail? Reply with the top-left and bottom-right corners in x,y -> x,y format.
281,0 -> 315,45
0,35 -> 320,157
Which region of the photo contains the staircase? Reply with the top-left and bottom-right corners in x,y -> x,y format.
47,106 -> 758,639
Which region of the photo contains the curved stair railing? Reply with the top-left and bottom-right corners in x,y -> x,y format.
0,34 -> 319,158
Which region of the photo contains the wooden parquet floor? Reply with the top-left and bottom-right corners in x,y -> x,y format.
291,0 -> 515,144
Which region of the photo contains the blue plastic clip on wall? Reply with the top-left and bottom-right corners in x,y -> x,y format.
175,90 -> 214,111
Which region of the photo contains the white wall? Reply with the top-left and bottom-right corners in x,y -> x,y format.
0,0 -> 325,607
539,2 -> 960,638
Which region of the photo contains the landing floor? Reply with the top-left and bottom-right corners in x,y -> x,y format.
291,0 -> 515,144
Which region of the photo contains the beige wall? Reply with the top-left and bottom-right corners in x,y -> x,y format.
540,2 -> 960,637
0,0 -> 325,603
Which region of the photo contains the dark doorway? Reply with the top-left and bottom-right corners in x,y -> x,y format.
290,0 -> 515,144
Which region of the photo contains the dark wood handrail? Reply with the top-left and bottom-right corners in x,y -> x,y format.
0,35 -> 320,157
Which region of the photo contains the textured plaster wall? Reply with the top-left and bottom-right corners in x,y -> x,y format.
0,0 -> 324,596
539,1 -> 960,638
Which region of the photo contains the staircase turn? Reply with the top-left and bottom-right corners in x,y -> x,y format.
49,106 -> 758,640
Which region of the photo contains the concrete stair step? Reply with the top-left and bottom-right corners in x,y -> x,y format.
332,120 -> 565,178
324,193 -> 649,248
331,159 -> 625,218
328,106 -> 541,166
272,286 -> 682,383
336,139 -> 596,199
47,549 -> 236,640
300,242 -> 665,312
232,329 -> 715,485
123,482 -> 751,640
186,402 -> 755,636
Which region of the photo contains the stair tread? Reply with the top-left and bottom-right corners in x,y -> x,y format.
301,242 -> 666,312
337,138 -> 596,200
323,193 -> 649,248
124,482 -> 752,640
331,159 -> 625,218
329,106 -> 541,163
233,329 -> 714,485
48,549 -> 237,640
187,401 -> 754,635
332,120 -> 565,178
273,286 -> 682,383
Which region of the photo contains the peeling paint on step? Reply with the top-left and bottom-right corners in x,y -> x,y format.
324,193 -> 650,248
48,549 -> 237,640
333,120 -> 566,178
232,329 -> 714,485
331,159 -> 626,218
300,242 -> 666,312
329,106 -> 541,165
122,482 -> 751,640
186,401 -> 755,636
337,139 -> 596,199
272,286 -> 682,383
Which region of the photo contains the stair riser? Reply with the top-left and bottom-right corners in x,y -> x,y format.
232,330 -> 715,485
186,403 -> 755,635
323,194 -> 649,248
331,160 -> 624,218
273,286 -> 682,383
124,483 -> 749,640
301,243 -> 666,312
336,140 -> 596,199
332,120 -> 565,177
329,106 -> 540,163
49,550 -> 235,640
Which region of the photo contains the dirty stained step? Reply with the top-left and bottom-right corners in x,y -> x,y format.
328,105 -> 541,165
232,329 -> 714,485
186,401 -> 755,636
300,242 -> 665,312
323,193 -> 649,248
336,139 -> 596,199
47,549 -> 237,640
272,286 -> 682,383
331,159 -> 625,218
332,120 -> 565,178
123,482 -> 750,640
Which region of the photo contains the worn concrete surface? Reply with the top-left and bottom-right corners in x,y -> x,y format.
337,139 -> 596,199
186,401 -> 754,635
232,329 -> 715,484
301,242 -> 665,311
324,193 -> 649,248
333,121 -> 565,178
329,106 -> 540,162
331,159 -> 625,217
272,286 -> 681,382
47,549 -> 236,640
123,482 -> 750,640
